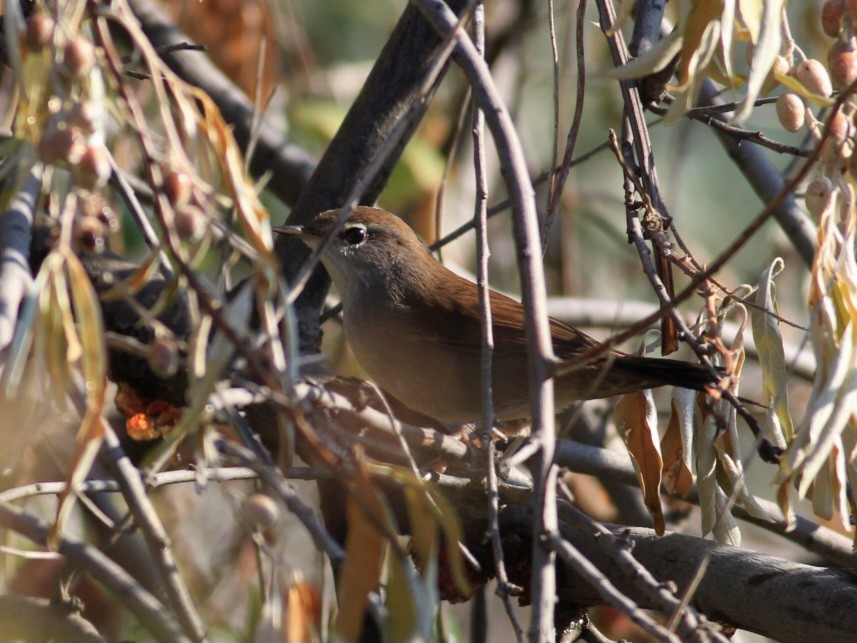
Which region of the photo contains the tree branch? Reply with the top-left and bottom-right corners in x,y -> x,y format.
0,501 -> 188,643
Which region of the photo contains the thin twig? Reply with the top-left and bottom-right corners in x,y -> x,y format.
433,86 -> 472,262
216,440 -> 345,562
542,0 -> 587,250
108,155 -> 174,279
410,3 -> 559,641
0,501 -> 189,643
696,80 -> 816,267
99,422 -> 207,642
555,83 -> 857,426
471,5 -> 524,641
558,502 -> 729,643
547,533 -> 683,643
650,100 -> 812,157
595,0 -> 678,353
551,438 -> 857,570
545,0 -> 561,235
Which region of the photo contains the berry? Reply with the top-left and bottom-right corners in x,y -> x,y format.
162,170 -> 192,210
174,205 -> 206,242
795,59 -> 833,97
147,337 -> 180,379
805,177 -> 835,216
72,144 -> 111,190
822,0 -> 846,38
25,13 -> 55,52
62,37 -> 95,78
776,94 -> 805,132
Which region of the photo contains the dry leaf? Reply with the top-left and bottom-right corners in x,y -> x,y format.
662,394 -> 694,497
615,390 -> 665,534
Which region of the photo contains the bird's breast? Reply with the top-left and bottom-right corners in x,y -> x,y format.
342,303 -> 483,424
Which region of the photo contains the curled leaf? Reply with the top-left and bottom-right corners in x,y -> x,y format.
615,390 -> 665,534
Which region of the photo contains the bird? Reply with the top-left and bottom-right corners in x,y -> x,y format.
275,206 -> 716,428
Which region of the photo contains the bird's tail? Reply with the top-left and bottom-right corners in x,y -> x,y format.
611,355 -> 718,392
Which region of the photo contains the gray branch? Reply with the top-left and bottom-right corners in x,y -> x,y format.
556,503 -> 857,643
0,164 -> 39,351
0,501 -> 189,643
0,595 -> 106,643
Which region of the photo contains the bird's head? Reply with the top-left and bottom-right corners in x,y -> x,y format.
274,206 -> 434,301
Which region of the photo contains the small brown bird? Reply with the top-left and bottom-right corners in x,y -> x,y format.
275,207 -> 714,426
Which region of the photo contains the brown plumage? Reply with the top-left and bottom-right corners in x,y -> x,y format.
276,207 -> 714,425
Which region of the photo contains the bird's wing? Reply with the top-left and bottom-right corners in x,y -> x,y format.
401,271 -> 602,361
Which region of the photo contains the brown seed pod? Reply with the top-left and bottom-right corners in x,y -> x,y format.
776,94 -> 806,132
174,205 -> 206,242
795,59 -> 833,97
830,51 -> 857,90
162,170 -> 192,210
62,37 -> 95,78
829,110 -> 850,146
67,101 -> 98,136
25,13 -> 55,52
147,336 -> 180,379
805,177 -> 835,216
828,38 -> 855,64
241,494 -> 280,531
72,144 -> 111,190
822,0 -> 846,38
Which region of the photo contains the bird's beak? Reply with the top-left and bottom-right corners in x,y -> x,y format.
273,224 -> 309,239
273,223 -> 324,249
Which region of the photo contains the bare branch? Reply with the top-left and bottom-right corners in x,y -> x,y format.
0,163 -> 39,351
410,3 -> 559,640
99,423 -> 206,642
0,501 -> 188,643
0,596 -> 106,643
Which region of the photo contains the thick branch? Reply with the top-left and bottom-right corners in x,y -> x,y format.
0,596 -> 106,643
554,505 -> 857,643
0,164 -> 39,351
277,0 -> 468,351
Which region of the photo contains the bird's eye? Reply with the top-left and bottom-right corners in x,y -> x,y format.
340,225 -> 367,246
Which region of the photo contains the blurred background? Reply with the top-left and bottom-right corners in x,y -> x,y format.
0,0 -> 840,640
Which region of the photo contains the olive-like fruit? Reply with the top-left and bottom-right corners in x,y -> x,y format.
25,13 -> 55,52
62,37 -> 95,78
795,59 -> 833,97
805,177 -> 835,217
776,94 -> 805,133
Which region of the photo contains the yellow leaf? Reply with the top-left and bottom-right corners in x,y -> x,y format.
752,258 -> 795,441
386,550 -> 418,643
675,0 -> 725,89
284,581 -> 320,643
607,31 -> 683,81
404,486 -> 437,575
733,0 -> 786,122
335,495 -> 385,643
774,70 -> 835,107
